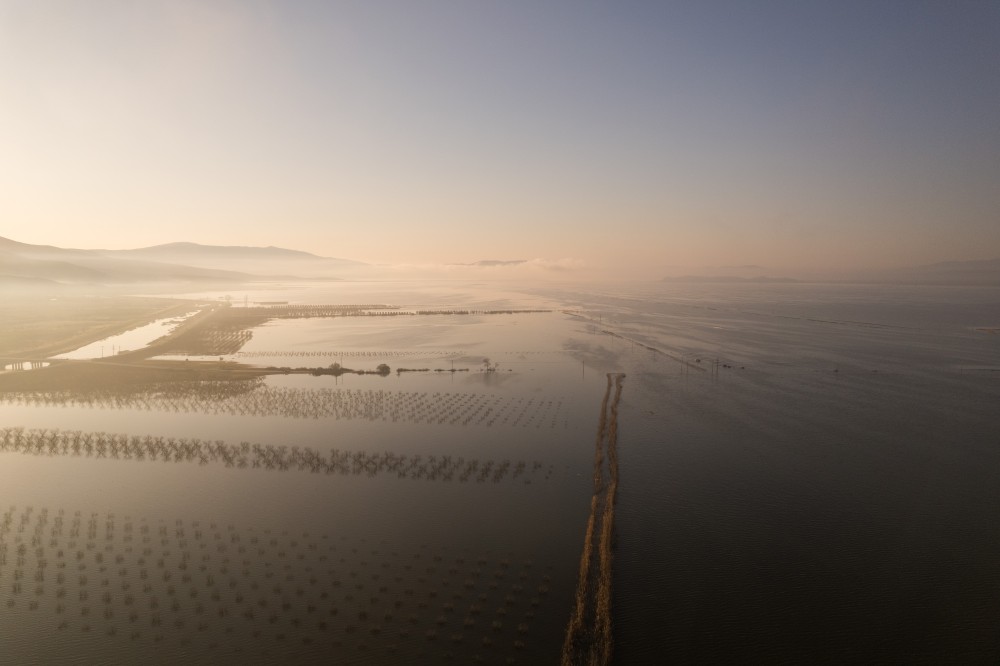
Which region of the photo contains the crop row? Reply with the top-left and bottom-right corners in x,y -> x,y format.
0,428 -> 552,484
0,504 -> 557,663
230,306 -> 548,319
0,385 -> 566,429
244,304 -> 398,314
236,350 -> 465,358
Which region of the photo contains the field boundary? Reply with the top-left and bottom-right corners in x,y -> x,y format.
562,372 -> 625,665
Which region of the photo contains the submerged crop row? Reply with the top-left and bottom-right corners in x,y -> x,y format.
0,385 -> 566,429
236,350 -> 466,359
0,428 -> 553,485
0,504 -> 558,663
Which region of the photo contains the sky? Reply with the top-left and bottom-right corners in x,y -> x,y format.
1,1 -> 998,279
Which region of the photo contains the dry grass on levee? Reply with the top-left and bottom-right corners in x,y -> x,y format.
0,293 -> 194,359
0,359 -> 268,393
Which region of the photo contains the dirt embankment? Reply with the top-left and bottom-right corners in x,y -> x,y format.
562,372 -> 625,666
110,304 -> 249,361
0,359 -> 268,393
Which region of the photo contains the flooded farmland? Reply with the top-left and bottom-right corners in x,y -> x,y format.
0,286 -> 609,664
2,280 -> 1000,663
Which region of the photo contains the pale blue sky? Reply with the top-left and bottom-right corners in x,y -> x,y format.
1,1 -> 997,278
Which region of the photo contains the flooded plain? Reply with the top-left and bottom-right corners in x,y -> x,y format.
0,291 -> 606,664
2,280 -> 1000,663
535,282 -> 1000,663
52,311 -> 199,360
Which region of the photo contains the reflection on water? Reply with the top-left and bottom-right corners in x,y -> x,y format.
52,312 -> 198,360
532,281 -> 1000,663
0,384 -> 567,429
2,362 -> 50,373
8,280 -> 999,662
0,298 -> 604,664
0,504 -> 563,664
0,428 -> 553,485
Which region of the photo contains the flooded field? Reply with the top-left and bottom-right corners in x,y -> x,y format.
52,311 -> 199,360
0,289 -> 609,664
535,282 -> 1000,663
2,280 -> 999,663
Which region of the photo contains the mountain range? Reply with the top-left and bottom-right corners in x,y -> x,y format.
2,236 -> 998,287
0,237 -> 361,287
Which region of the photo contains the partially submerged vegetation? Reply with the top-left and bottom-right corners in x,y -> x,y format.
0,302 -> 553,392
0,502 -> 560,661
0,427 -> 550,484
0,294 -> 592,663
0,384 -> 566,429
270,362 -> 393,377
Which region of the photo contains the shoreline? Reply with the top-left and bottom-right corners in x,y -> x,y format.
1,295 -> 199,360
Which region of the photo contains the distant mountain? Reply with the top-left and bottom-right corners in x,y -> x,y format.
0,248 -> 107,282
0,237 -> 281,286
116,242 -> 362,265
108,241 -> 365,278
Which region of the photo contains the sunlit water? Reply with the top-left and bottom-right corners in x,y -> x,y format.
0,300 -> 603,664
52,311 -> 198,360
2,281 -> 999,663
2,362 -> 49,373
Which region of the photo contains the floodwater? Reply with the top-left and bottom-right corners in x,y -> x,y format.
2,362 -> 49,373
52,311 -> 199,360
0,297 -> 604,664
531,281 -> 1000,663
3,280 -> 1000,663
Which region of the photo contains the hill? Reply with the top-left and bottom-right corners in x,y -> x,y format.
0,237 -> 272,286
109,241 -> 365,277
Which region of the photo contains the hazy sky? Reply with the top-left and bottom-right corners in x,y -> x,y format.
2,1 -> 998,278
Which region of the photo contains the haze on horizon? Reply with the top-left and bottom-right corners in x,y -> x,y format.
2,1 -> 998,281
